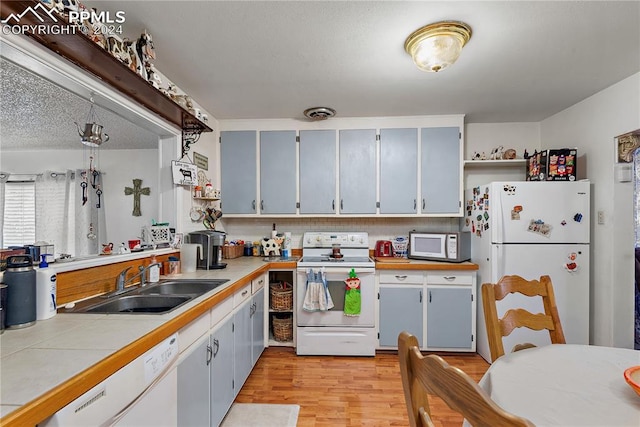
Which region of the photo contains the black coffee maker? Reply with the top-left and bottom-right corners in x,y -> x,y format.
186,230 -> 227,269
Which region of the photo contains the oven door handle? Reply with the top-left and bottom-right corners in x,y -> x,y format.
303,268 -> 375,275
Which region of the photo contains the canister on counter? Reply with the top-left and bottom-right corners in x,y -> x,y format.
244,242 -> 253,256
253,241 -> 261,256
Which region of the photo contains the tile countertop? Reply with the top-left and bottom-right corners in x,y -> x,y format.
0,256 -> 476,426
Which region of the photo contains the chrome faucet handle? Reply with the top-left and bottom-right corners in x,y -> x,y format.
116,266 -> 132,291
138,265 -> 146,287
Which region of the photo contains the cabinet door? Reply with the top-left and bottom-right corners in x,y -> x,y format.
233,300 -> 253,394
251,287 -> 265,365
210,316 -> 234,427
221,131 -> 257,214
339,129 -> 377,214
378,286 -> 423,347
260,130 -> 297,214
380,128 -> 418,213
177,335 -> 210,427
426,286 -> 472,349
421,127 -> 461,214
299,130 -> 336,213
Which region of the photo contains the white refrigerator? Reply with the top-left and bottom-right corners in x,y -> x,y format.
462,181 -> 590,362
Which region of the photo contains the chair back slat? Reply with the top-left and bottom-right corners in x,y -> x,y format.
482,275 -> 566,361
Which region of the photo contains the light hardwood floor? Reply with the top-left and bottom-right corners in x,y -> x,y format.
235,347 -> 490,426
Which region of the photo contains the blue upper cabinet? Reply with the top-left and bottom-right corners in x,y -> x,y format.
220,131 -> 257,214
421,127 -> 462,215
339,129 -> 377,214
299,130 -> 336,214
259,131 -> 297,214
380,128 -> 418,214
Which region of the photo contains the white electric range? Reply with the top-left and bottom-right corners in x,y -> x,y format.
296,232 -> 376,356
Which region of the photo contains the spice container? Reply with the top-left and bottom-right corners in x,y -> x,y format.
253,241 -> 261,256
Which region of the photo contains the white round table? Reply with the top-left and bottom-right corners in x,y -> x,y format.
477,344 -> 640,426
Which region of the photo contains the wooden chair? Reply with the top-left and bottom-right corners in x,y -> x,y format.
481,275 -> 566,361
398,331 -> 534,427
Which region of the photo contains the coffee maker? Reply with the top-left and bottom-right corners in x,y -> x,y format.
186,230 -> 226,269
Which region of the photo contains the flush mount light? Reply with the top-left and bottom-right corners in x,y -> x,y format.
404,21 -> 472,72
303,107 -> 336,121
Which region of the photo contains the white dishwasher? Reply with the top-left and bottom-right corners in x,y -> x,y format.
40,334 -> 179,427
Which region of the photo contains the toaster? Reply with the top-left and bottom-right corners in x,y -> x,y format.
374,240 -> 394,257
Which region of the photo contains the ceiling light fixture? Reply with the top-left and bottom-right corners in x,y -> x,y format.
303,107 -> 336,121
404,21 -> 472,72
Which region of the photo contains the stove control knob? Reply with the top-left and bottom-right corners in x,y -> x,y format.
316,236 -> 322,242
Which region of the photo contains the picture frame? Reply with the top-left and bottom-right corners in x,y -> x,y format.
171,160 -> 197,185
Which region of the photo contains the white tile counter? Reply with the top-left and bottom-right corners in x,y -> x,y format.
0,256 -> 271,424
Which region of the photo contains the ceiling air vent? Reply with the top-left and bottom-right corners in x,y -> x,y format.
303,107 -> 336,121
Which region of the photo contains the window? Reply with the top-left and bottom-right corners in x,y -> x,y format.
2,181 -> 36,247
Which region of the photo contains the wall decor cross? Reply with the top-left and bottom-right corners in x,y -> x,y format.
124,179 -> 150,216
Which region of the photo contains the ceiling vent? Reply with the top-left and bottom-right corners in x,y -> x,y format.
303,107 -> 336,121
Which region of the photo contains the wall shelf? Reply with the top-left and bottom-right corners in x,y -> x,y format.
0,0 -> 213,134
193,197 -> 220,202
464,159 -> 526,168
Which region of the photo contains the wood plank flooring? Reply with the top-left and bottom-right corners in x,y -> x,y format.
235,347 -> 490,426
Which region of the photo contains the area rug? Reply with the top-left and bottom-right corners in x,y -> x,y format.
220,403 -> 300,427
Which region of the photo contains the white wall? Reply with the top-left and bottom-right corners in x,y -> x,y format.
541,72 -> 640,348
1,148 -> 159,250
464,122 -> 540,188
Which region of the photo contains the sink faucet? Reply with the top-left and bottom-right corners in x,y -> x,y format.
112,263 -> 162,296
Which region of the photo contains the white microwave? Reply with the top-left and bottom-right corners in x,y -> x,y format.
408,231 -> 471,263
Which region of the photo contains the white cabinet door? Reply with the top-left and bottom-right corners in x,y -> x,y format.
221,131 -> 257,214
299,129 -> 336,213
339,129 -> 377,214
260,130 -> 297,214
380,128 -> 418,214
421,127 -> 461,215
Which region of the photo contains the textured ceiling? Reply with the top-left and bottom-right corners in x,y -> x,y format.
87,0 -> 640,123
0,59 -> 159,151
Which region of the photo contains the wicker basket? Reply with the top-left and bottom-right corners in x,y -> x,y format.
272,314 -> 293,342
269,282 -> 293,311
222,245 -> 244,259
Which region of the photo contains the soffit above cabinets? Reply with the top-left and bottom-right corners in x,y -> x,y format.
0,0 -> 212,138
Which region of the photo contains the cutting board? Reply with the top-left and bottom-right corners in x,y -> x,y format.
374,257 -> 410,263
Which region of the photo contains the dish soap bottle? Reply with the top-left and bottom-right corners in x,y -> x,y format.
148,255 -> 160,283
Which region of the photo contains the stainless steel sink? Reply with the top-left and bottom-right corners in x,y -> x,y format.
138,279 -> 229,296
82,295 -> 192,314
64,279 -> 229,315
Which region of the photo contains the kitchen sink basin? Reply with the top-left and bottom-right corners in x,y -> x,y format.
138,279 -> 229,296
63,279 -> 230,315
82,295 -> 192,314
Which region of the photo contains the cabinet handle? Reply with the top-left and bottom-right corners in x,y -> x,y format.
413,199 -> 416,210
443,276 -> 456,280
260,200 -> 264,211
213,338 -> 220,358
242,290 -> 248,297
395,275 -> 408,280
420,290 -> 423,303
252,200 -> 256,211
206,344 -> 213,365
332,200 -> 335,210
429,291 -> 432,303
422,199 -> 425,209
340,199 -> 344,210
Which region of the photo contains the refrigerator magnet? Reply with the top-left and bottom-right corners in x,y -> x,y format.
483,211 -> 489,220
561,220 -> 567,226
573,213 -> 583,222
564,262 -> 578,272
511,210 -> 520,220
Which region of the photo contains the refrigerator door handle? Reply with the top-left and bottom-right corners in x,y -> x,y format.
494,185 -> 504,244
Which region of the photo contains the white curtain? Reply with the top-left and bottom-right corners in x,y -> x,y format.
0,172 -> 6,248
33,170 -> 107,258
35,171 -> 74,257
74,169 -> 107,257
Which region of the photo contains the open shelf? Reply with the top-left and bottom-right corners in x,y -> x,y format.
464,159 -> 526,168
0,0 -> 213,134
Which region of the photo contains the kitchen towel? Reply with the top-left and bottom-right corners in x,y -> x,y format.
343,271 -> 361,316
303,268 -> 334,312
